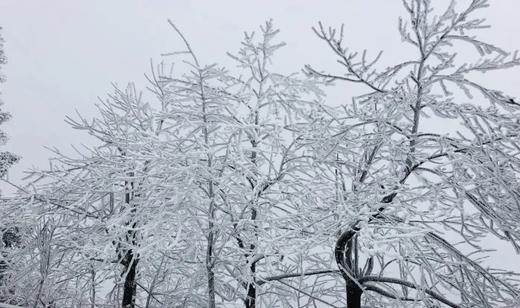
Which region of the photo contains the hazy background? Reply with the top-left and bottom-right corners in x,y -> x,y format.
1,0 -> 519,275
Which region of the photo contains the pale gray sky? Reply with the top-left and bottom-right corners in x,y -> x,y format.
1,0 -> 520,274
1,0 -> 520,184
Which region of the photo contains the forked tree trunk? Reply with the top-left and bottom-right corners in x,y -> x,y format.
335,229 -> 363,308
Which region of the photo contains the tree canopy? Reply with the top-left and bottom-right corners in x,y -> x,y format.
2,1 -> 520,307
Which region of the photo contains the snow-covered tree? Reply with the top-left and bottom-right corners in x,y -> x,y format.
4,1 -> 520,308
301,0 -> 520,307
0,80 -> 198,307
0,21 -> 322,308
208,21 -> 322,308
156,21 -> 324,307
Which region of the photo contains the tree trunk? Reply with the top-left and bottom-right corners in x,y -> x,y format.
120,178 -> 140,308
245,285 -> 256,308
122,252 -> 139,308
207,262 -> 216,308
244,262 -> 256,308
335,229 -> 363,308
206,197 -> 216,308
346,279 -> 362,308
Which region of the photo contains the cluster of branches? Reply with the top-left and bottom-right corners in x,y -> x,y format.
2,1 -> 520,307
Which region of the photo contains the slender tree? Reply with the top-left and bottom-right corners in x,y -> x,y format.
158,21 -> 324,307
214,21 -> 323,308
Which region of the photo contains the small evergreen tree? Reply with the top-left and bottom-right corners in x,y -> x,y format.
0,27 -> 18,179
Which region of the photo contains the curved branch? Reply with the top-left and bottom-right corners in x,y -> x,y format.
166,20 -> 200,67
257,269 -> 340,286
359,276 -> 461,308
275,279 -> 341,308
363,283 -> 415,302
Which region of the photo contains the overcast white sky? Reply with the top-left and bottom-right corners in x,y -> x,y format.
1,0 -> 520,273
1,0 -> 520,184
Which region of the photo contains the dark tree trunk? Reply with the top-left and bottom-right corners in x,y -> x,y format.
335,229 -> 364,308
245,284 -> 256,308
346,279 -> 363,308
207,261 -> 216,308
334,193 -> 397,307
120,178 -> 140,308
122,251 -> 139,308
244,262 -> 256,308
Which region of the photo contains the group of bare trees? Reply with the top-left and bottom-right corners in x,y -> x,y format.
2,1 -> 520,307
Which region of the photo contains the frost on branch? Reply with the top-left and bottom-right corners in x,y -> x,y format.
302,0 -> 520,307
3,1 -> 520,308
